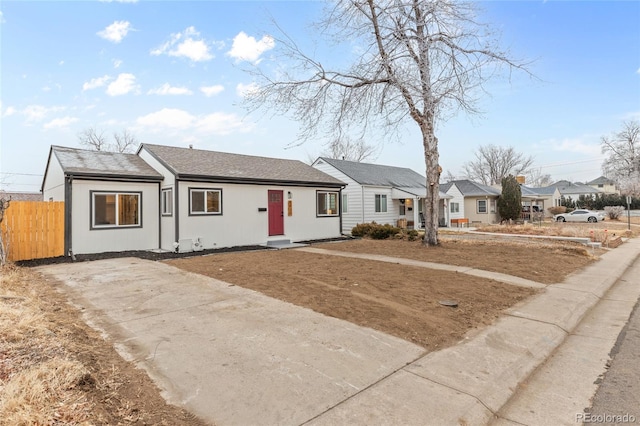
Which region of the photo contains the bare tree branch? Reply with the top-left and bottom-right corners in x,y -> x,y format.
462,145 -> 534,185
244,0 -> 533,245
601,120 -> 640,195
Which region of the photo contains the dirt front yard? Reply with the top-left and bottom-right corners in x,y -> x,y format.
166,237 -> 597,349
2,235 -> 601,424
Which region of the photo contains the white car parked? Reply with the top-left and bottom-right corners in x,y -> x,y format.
554,209 -> 605,223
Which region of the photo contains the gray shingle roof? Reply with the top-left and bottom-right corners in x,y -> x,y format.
318,157 -> 426,187
443,180 -> 501,196
142,144 -> 344,186
0,191 -> 43,201
545,180 -> 602,195
586,176 -> 615,185
52,146 -> 163,180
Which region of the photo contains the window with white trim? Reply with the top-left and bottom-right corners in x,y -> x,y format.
92,192 -> 140,228
317,191 -> 339,216
161,188 -> 173,216
375,194 -> 387,213
450,202 -> 460,213
342,193 -> 348,213
190,188 -> 222,215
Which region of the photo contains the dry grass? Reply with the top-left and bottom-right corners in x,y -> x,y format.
476,220 -> 639,241
0,266 -> 94,425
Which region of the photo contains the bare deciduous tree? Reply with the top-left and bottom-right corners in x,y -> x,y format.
601,120 -> 640,195
0,195 -> 10,266
113,129 -> 139,154
245,0 -> 530,245
525,167 -> 553,188
77,127 -> 138,153
322,137 -> 378,162
462,145 -> 534,186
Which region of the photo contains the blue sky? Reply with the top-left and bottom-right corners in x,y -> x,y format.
1,0 -> 639,192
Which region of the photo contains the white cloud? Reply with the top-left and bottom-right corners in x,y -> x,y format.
22,105 -> 65,122
137,108 -> 195,129
3,106 -> 16,117
99,0 -> 138,2
113,59 -> 123,68
44,116 -> 79,129
97,21 -> 133,43
227,32 -> 275,64
637,67 -> 640,74
136,108 -> 251,135
106,73 -> 139,96
236,82 -> 260,98
42,86 -> 51,92
0,11 -> 5,24
549,136 -> 601,157
200,85 -> 224,97
151,26 -> 214,62
147,83 -> 193,96
83,75 -> 111,91
58,60 -> 64,66
197,112 -> 251,135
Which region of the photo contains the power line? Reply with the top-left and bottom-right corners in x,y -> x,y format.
0,172 -> 44,177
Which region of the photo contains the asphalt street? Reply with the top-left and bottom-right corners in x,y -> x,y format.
588,288 -> 640,424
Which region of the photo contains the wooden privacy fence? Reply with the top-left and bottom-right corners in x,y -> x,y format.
1,201 -> 64,262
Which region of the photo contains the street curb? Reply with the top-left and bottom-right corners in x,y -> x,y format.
310,238 -> 640,425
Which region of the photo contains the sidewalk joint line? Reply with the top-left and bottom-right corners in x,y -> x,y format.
299,350 -> 428,425
504,313 -> 570,335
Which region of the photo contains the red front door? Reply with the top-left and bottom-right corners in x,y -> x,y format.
268,190 -> 284,236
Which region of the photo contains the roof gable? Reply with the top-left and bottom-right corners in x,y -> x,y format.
444,180 -> 500,197
142,144 -> 343,186
317,157 -> 425,187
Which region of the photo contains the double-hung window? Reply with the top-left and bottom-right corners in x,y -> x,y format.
375,194 -> 387,213
450,202 -> 460,213
317,191 -> 339,216
92,192 -> 141,228
190,188 -> 222,215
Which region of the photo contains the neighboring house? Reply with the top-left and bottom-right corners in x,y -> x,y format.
0,191 -> 43,201
543,180 -> 603,202
520,185 -> 560,217
440,180 -> 501,225
312,157 -> 451,233
586,176 -> 619,195
42,144 -> 345,256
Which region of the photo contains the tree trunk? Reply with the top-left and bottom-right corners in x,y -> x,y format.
421,123 -> 440,246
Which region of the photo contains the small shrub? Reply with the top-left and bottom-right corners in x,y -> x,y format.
547,206 -> 566,216
352,222 -> 400,239
369,224 -> 400,239
351,222 -> 376,237
407,229 -> 419,241
604,205 -> 625,220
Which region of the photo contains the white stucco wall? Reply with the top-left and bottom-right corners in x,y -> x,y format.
70,180 -> 160,254
138,148 -> 176,250
173,181 -> 341,250
42,155 -> 65,202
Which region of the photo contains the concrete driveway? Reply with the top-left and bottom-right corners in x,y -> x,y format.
37,257 -> 425,426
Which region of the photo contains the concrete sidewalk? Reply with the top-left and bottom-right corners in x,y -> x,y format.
36,238 -> 640,425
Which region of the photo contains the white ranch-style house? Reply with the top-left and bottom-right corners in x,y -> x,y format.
41,144 -> 345,256
312,157 -> 452,233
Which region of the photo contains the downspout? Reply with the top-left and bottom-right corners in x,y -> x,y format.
361,186 -> 365,224
64,175 -> 73,257
157,181 -> 162,250
339,187 -> 343,235
174,178 -> 180,246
